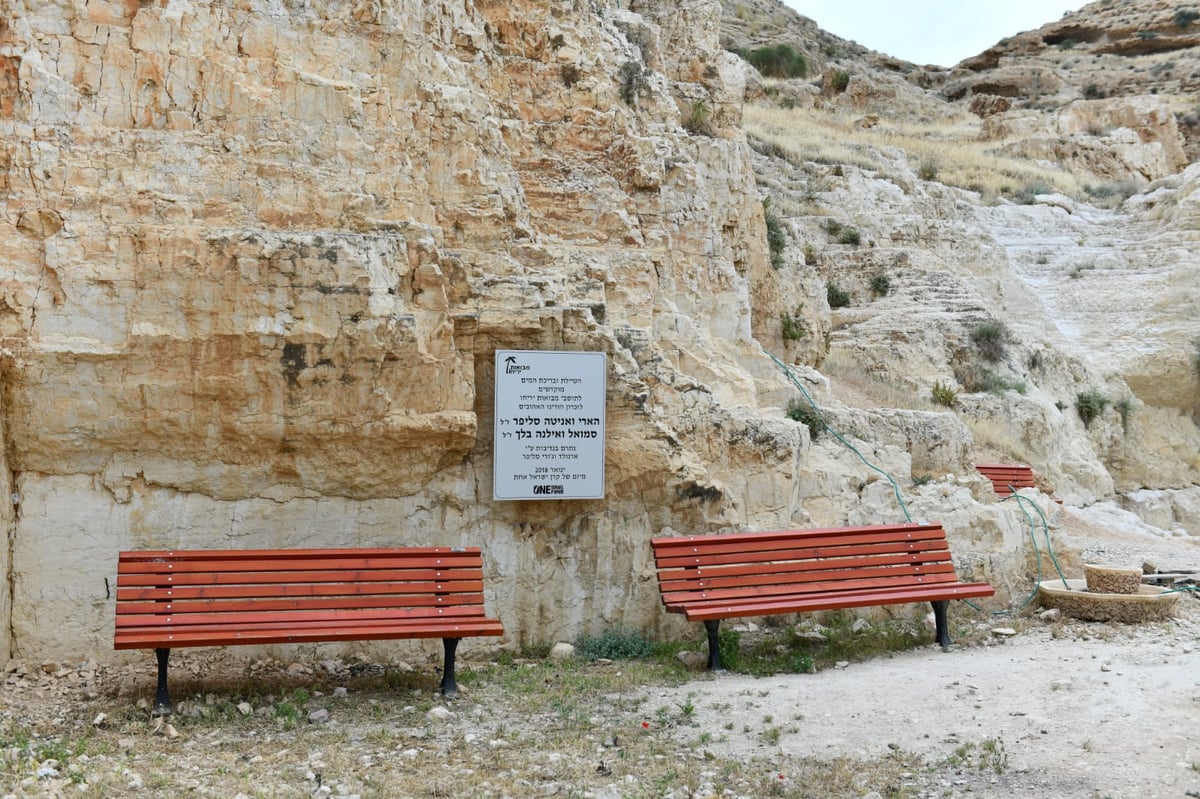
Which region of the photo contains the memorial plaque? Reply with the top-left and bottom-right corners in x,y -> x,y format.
493,350 -> 606,500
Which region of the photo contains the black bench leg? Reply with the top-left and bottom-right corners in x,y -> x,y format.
153,648 -> 173,717
704,620 -> 725,671
931,600 -> 951,647
440,637 -> 461,696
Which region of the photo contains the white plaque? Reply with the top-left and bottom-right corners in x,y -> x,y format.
493,350 -> 606,500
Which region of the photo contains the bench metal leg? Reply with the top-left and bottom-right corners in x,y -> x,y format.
153,648 -> 173,717
931,600 -> 951,647
704,620 -> 725,671
440,637 -> 461,696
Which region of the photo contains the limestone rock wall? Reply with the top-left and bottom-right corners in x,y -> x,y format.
0,0 -> 814,660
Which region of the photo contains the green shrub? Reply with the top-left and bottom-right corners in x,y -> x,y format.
826,281 -> 850,309
931,381 -> 958,408
576,627 -> 655,661
786,398 -> 824,440
1115,397 -> 1134,432
822,218 -> 844,238
802,243 -> 817,266
1083,83 -> 1105,99
618,61 -> 649,105
836,227 -> 861,246
734,44 -> 808,79
1076,391 -> 1111,428
830,70 -> 851,93
763,199 -> 786,268
1194,336 -> 1200,376
1176,9 -> 1200,27
780,307 -> 806,342
869,273 -> 891,296
969,320 -> 1011,363
1136,30 -> 1159,40
917,159 -> 940,181
682,100 -> 715,136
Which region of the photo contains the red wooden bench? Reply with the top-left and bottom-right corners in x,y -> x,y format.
115,546 -> 504,716
975,463 -> 1037,497
651,523 -> 993,669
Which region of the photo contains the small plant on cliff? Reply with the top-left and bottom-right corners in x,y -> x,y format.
931,381 -> 958,408
618,61 -> 649,106
836,226 -> 861,246
869,272 -> 891,297
682,100 -> 715,137
734,44 -> 808,79
830,69 -> 851,93
826,281 -> 850,309
1076,390 -> 1111,428
763,199 -> 787,268
1176,9 -> 1200,28
1193,336 -> 1200,376
1115,397 -> 1134,432
787,398 -> 824,440
780,306 -> 807,342
969,320 -> 1011,363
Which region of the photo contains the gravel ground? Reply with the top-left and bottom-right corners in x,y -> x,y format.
1,503 -> 1197,799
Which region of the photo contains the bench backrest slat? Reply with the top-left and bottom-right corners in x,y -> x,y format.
654,538 -> 950,570
116,547 -> 491,624
652,523 -> 971,608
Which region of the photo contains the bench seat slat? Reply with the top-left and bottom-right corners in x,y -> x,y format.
661,567 -> 962,605
673,581 -> 997,621
115,604 -> 491,629
658,559 -> 958,594
114,618 -> 504,650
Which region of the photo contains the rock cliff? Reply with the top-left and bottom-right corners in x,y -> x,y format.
1,0 -> 1188,665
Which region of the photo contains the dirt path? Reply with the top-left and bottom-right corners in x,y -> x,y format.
645,604 -> 1199,798
643,506 -> 1200,799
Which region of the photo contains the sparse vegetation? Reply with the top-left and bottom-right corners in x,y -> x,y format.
576,627 -> 656,661
763,199 -> 786,268
780,306 -> 806,342
618,60 -> 649,106
836,226 -> 861,246
869,273 -> 891,296
1116,397 -> 1134,432
1176,9 -> 1200,28
1136,30 -> 1159,40
681,100 -> 715,136
917,158 -> 940,181
734,43 -> 808,79
743,106 -> 1087,202
826,281 -> 850,309
1076,390 -> 1112,428
802,242 -> 817,265
931,380 -> 959,408
787,397 -> 824,440
969,320 -> 1011,363
830,69 -> 851,93
1084,82 -> 1106,99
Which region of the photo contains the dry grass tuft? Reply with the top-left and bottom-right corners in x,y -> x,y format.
745,104 -> 1088,200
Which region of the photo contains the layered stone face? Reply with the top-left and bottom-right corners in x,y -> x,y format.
0,0 -> 804,658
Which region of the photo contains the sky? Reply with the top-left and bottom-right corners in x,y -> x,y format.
782,1 -> 1091,67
